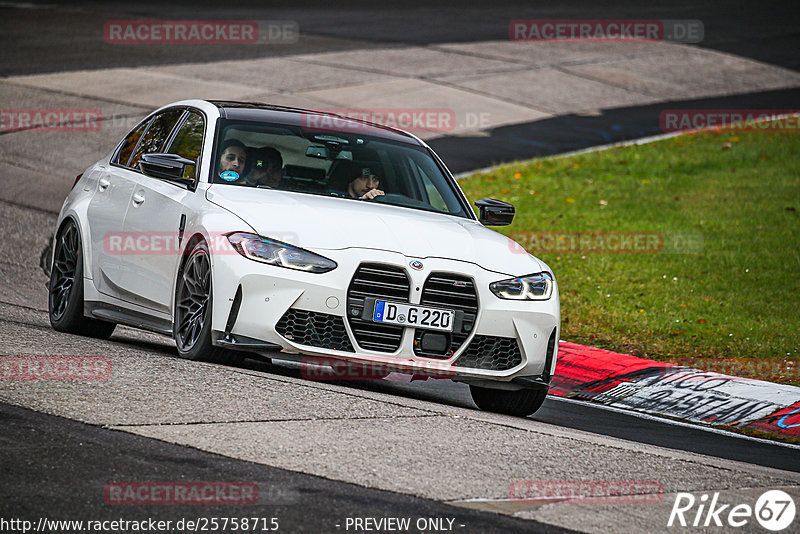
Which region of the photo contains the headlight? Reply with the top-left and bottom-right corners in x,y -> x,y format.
490,272 -> 554,300
227,232 -> 337,273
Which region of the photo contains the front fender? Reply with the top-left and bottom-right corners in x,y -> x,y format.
168,196 -> 256,332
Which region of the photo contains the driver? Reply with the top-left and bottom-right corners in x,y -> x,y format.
217,139 -> 247,184
347,166 -> 384,200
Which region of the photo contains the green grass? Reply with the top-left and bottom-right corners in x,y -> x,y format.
459,124 -> 800,384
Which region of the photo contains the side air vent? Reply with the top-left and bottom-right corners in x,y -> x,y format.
543,327 -> 557,381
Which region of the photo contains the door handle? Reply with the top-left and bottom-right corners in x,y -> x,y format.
132,192 -> 145,206
98,177 -> 110,191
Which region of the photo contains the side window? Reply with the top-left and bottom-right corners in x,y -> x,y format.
114,118 -> 150,166
165,111 -> 204,180
128,109 -> 183,170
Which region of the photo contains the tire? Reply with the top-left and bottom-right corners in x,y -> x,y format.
174,240 -> 242,365
469,384 -> 548,417
48,220 -> 116,339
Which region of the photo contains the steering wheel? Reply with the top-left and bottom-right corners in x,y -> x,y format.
373,193 -> 431,210
372,193 -> 407,203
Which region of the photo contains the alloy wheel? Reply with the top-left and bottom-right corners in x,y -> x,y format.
49,223 -> 80,321
175,247 -> 211,351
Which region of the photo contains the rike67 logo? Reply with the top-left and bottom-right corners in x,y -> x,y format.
668,490 -> 796,531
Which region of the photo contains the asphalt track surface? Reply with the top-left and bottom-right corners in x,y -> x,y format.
0,403 -> 572,533
3,1 -> 799,173
2,0 -> 798,75
210,358 -> 800,474
1,1 -> 799,532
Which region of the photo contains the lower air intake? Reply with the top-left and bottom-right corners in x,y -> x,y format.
454,335 -> 522,371
275,309 -> 355,352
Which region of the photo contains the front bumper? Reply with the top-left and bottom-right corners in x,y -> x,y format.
210,247 -> 560,384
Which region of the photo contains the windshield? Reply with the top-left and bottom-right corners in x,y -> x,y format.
211,119 -> 471,219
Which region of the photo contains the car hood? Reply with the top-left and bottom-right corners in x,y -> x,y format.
206,186 -> 546,276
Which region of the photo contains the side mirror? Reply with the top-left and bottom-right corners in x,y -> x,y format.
140,153 -> 196,185
475,198 -> 515,226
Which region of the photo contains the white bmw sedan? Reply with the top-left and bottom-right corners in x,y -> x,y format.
49,99 -> 559,416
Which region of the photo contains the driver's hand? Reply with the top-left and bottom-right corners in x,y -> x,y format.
359,189 -> 385,200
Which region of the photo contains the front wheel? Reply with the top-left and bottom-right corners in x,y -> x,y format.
469,384 -> 548,417
48,220 -> 116,339
174,241 -> 241,365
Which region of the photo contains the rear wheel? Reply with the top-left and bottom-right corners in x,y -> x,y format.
48,220 -> 116,339
469,384 -> 548,417
174,241 -> 241,365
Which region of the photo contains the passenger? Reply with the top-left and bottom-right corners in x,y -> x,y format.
347,166 -> 384,200
246,147 -> 283,188
217,139 -> 247,184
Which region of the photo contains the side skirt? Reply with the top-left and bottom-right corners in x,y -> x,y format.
85,301 -> 173,336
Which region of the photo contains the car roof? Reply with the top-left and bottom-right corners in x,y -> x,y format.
208,100 -> 425,146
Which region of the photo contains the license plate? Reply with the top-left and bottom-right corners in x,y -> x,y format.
372,300 -> 454,332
